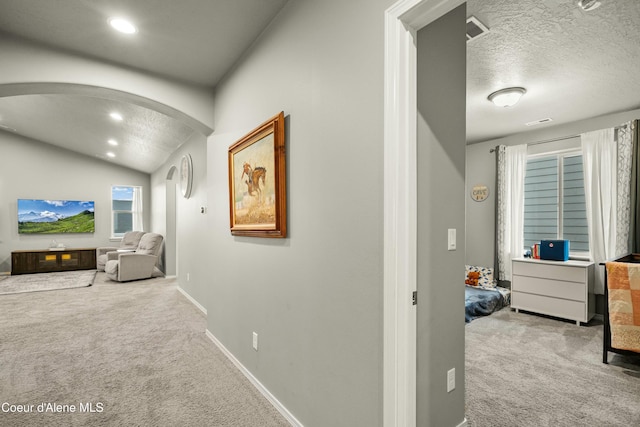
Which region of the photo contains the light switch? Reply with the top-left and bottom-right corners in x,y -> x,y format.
448,229 -> 456,251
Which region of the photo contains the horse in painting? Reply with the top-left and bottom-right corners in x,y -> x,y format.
242,162 -> 267,202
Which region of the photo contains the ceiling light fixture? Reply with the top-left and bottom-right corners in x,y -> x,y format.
488,87 -> 527,107
109,112 -> 123,121
109,17 -> 137,34
578,0 -> 601,11
108,139 -> 119,146
106,152 -> 116,158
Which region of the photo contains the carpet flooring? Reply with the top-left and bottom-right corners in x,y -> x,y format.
0,270 -> 96,295
0,273 -> 290,427
465,308 -> 640,427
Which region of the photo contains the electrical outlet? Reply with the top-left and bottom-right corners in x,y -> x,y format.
252,332 -> 258,351
447,368 -> 455,392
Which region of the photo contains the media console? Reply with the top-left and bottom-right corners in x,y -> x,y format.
11,248 -> 97,275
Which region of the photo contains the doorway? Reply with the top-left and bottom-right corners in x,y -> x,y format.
383,0 -> 466,426
165,166 -> 178,277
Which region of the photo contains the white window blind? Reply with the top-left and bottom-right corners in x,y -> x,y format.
562,155 -> 589,252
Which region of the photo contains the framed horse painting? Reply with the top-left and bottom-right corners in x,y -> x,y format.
228,112 -> 287,238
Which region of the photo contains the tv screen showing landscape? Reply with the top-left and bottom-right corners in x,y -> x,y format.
18,199 -> 95,234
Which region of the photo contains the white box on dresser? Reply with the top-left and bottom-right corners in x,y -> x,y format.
511,258 -> 595,326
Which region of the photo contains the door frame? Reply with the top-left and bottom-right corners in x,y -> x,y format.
383,1 -> 464,426
165,165 -> 178,277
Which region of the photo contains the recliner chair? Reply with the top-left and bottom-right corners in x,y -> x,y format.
104,233 -> 164,282
96,231 -> 146,271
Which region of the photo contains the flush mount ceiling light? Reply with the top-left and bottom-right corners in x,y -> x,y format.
109,17 -> 137,34
488,87 -> 527,107
108,139 -> 118,146
109,112 -> 123,121
578,0 -> 601,11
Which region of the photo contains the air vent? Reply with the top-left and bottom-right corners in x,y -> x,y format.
526,118 -> 554,127
466,16 -> 489,42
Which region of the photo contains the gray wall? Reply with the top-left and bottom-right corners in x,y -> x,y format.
0,131 -> 150,273
466,107 -> 640,269
205,0 -> 394,425
151,132 -> 208,305
416,5 -> 467,426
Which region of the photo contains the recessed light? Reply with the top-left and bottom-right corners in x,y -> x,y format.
488,87 -> 526,107
108,139 -> 119,146
109,112 -> 123,121
109,18 -> 137,34
106,152 -> 116,158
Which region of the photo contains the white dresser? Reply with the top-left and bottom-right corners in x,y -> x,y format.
511,258 -> 595,325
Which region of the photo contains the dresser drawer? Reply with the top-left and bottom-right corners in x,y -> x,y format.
512,275 -> 586,302
512,292 -> 586,322
512,261 -> 585,283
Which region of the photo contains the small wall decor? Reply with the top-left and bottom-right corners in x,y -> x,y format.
180,154 -> 193,198
470,184 -> 489,202
228,112 -> 286,238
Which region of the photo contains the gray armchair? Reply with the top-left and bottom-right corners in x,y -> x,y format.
96,231 -> 146,271
104,233 -> 164,282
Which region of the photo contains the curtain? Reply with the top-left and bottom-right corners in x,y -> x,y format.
132,186 -> 144,231
616,122 -> 634,254
582,126 -> 633,294
629,121 -> 640,252
496,144 -> 527,281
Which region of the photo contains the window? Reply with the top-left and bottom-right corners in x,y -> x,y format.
523,151 -> 589,255
111,186 -> 143,237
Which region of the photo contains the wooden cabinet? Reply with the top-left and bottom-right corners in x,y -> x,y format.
11,248 -> 96,275
511,258 -> 594,325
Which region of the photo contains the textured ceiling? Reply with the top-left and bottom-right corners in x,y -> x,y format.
467,0 -> 640,143
0,95 -> 195,174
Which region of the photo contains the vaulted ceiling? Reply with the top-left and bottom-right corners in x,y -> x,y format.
0,0 -> 289,173
0,0 -> 639,172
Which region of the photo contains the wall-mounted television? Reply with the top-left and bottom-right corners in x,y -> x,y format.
18,199 -> 95,234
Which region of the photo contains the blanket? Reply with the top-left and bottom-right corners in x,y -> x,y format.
465,286 -> 506,323
605,262 -> 640,352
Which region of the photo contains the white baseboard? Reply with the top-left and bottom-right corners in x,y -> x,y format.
176,286 -> 207,315
205,329 -> 302,427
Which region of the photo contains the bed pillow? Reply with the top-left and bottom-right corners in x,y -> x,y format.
465,265 -> 496,288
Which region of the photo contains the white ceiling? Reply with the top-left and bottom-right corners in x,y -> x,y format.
467,0 -> 640,143
0,0 -> 639,173
0,94 -> 195,173
0,0 -> 289,86
0,0 -> 289,173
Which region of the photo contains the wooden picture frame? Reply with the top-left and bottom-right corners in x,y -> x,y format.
228,112 -> 286,238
